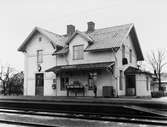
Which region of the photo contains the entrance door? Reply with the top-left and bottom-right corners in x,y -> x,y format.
35,73 -> 44,96
126,75 -> 136,96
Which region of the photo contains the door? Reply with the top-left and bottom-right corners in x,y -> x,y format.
126,75 -> 136,96
35,73 -> 44,96
60,77 -> 69,91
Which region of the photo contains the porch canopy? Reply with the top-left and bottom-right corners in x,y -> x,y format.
124,66 -> 152,75
45,62 -> 115,73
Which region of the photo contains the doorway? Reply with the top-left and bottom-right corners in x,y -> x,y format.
35,73 -> 44,96
126,75 -> 136,96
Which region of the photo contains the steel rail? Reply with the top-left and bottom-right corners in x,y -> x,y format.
0,119 -> 60,127
0,106 -> 166,121
0,108 -> 166,126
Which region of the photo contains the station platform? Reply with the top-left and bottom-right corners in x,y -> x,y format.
0,96 -> 166,109
0,95 -> 166,104
0,96 -> 166,118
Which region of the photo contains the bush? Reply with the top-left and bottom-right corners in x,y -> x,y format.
151,91 -> 164,98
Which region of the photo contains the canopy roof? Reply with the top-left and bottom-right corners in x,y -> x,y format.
45,62 -> 115,73
124,66 -> 153,75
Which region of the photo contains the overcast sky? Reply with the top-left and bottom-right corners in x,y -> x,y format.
0,0 -> 167,71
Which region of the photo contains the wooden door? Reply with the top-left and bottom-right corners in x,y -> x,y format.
35,73 -> 44,96
126,75 -> 136,96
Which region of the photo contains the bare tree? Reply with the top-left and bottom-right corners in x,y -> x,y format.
0,66 -> 15,95
148,49 -> 167,91
8,71 -> 24,95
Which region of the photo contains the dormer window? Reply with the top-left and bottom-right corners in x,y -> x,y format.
73,45 -> 84,60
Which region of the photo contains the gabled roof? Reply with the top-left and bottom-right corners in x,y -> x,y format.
84,24 -> 144,61
18,23 -> 144,61
54,23 -> 144,61
65,30 -> 94,45
18,27 -> 67,52
85,24 -> 133,51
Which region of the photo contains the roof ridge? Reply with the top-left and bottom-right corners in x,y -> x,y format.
36,26 -> 64,38
95,23 -> 133,31
35,23 -> 133,37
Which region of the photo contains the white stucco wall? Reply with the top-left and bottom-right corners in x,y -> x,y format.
24,32 -> 56,96
136,74 -> 151,96
117,35 -> 137,69
117,34 -> 138,96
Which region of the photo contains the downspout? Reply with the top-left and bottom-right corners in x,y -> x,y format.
55,54 -> 57,96
111,47 -> 119,97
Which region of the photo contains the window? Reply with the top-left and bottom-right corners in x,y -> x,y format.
119,70 -> 123,90
39,37 -> 42,42
129,49 -> 132,63
37,50 -> 43,64
146,76 -> 149,91
122,44 -> 125,59
60,77 -> 69,91
73,45 -> 84,60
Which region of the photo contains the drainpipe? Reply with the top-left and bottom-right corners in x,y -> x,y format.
55,53 -> 57,96
111,48 -> 119,97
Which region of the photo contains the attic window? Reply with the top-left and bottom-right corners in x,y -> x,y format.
39,37 -> 42,42
73,45 -> 84,60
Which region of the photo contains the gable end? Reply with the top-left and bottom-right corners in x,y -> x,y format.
129,26 -> 144,61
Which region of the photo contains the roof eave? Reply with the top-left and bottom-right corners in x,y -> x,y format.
18,27 -> 38,52
130,26 -> 144,61
84,47 -> 120,52
66,30 -> 94,45
18,27 -> 64,53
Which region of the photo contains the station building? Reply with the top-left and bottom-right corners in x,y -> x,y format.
18,22 -> 152,97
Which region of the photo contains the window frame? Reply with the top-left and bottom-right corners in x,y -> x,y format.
73,44 -> 84,60
37,50 -> 43,64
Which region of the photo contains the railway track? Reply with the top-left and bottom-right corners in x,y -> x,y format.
0,119 -> 58,127
0,108 -> 166,126
0,97 -> 166,126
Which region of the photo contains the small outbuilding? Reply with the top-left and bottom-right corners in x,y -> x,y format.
124,66 -> 152,97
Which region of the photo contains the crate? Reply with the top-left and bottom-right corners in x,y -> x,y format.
103,86 -> 114,97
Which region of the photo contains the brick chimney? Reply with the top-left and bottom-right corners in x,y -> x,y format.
87,21 -> 95,32
67,25 -> 75,36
